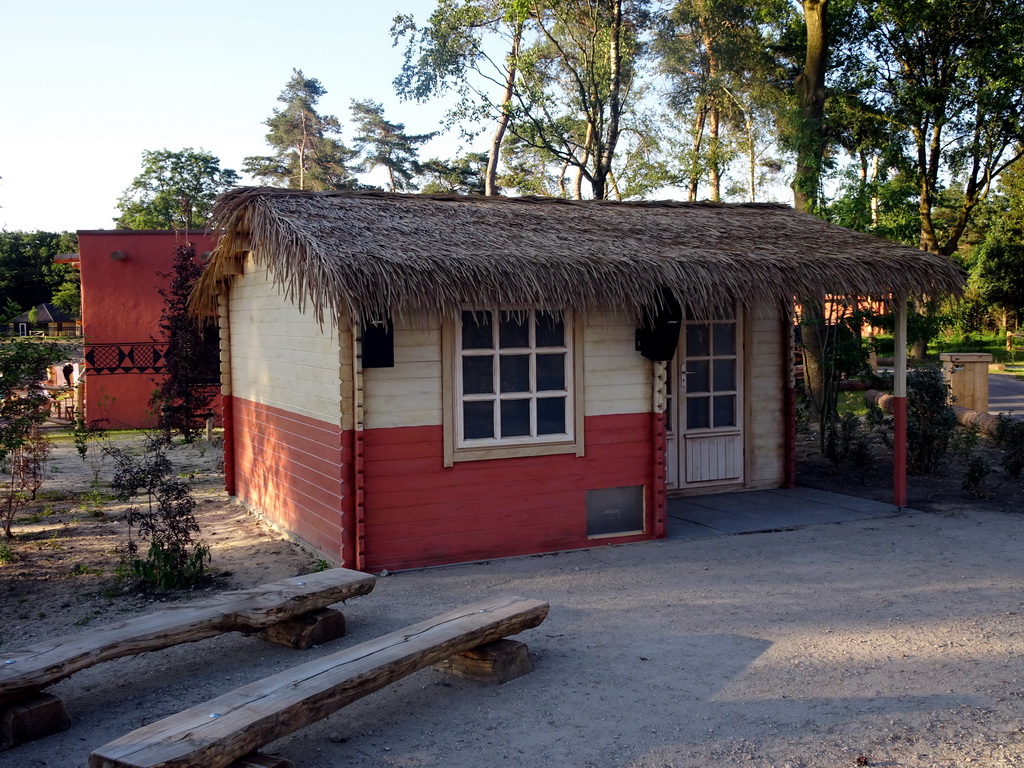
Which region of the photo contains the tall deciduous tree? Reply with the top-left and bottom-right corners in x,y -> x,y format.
350,100 -> 435,192
858,0 -> 1024,256
657,0 -> 792,201
792,0 -> 828,214
244,70 -> 359,191
115,149 -> 238,230
510,0 -> 651,200
967,159 -> 1024,329
392,0 -> 529,196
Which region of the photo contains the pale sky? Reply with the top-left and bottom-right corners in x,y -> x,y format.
0,0 -> 461,233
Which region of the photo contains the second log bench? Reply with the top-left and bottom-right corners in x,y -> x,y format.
0,568 -> 376,749
89,595 -> 549,768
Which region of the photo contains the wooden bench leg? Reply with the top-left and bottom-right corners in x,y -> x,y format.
0,692 -> 71,750
432,639 -> 534,684
229,752 -> 295,768
257,607 -> 347,650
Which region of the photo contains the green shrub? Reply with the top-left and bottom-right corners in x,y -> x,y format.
906,368 -> 957,473
995,416 -> 1024,479
0,539 -> 13,565
961,455 -> 992,496
108,434 -> 209,591
870,368 -> 957,474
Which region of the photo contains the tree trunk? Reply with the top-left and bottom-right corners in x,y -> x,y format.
486,22 -> 523,197
709,106 -> 721,202
592,0 -> 624,201
794,0 -> 831,445
299,112 -> 309,191
688,107 -> 708,201
747,114 -> 756,202
870,154 -> 880,227
793,0 -> 828,213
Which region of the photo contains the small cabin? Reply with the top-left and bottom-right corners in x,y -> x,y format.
6,303 -> 78,337
194,188 -> 962,572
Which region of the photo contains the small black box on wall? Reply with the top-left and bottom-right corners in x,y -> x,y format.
362,317 -> 394,368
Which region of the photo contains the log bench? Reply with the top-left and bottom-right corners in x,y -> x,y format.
89,595 -> 549,768
0,568 -> 376,750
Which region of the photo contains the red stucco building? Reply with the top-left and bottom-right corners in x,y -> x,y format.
78,230 -> 218,429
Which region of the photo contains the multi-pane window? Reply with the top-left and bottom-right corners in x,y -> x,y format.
684,318 -> 738,430
457,309 -> 572,446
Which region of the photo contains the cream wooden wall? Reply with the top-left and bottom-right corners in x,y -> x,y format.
583,311 -> 652,417
362,315 -> 443,431
744,307 -> 786,486
229,259 -> 345,428
360,311 -> 652,432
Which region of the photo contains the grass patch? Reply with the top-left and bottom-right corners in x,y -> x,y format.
837,391 -> 869,418
36,532 -> 64,551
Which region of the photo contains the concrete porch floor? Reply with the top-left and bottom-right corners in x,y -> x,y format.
666,487 -> 912,539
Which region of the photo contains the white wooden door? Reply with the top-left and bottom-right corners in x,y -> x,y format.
669,305 -> 743,487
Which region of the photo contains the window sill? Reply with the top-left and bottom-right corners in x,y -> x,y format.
446,439 -> 582,467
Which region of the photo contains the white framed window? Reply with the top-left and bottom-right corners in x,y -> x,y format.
443,308 -> 583,465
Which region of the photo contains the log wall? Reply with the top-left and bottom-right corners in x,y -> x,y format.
229,261 -> 348,560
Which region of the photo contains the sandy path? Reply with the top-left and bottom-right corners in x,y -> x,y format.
5,497 -> 1024,767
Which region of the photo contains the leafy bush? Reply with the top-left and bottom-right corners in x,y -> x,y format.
825,411 -> 875,478
995,416 -> 1024,479
961,454 -> 992,496
108,434 -> 209,590
869,367 -> 957,474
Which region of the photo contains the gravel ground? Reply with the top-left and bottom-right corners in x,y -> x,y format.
1,433 -> 1023,768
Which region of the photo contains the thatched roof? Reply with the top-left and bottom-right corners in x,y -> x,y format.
193,187 -> 964,323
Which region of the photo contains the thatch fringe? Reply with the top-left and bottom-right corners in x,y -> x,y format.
191,187 -> 965,324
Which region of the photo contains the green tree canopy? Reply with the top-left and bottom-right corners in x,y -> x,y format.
392,0 -> 531,195
115,148 -> 239,230
243,70 -> 359,191
656,0 -> 793,202
350,100 -> 435,192
419,151 -> 489,194
0,231 -> 79,319
841,0 -> 1024,254
509,0 -> 653,200
971,240 -> 1024,322
0,337 -> 66,464
50,271 -> 82,320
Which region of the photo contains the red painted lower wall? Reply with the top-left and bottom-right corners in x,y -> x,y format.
232,401 -> 655,572
361,413 -> 655,572
232,399 -> 348,561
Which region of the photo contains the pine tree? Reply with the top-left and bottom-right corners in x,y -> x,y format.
350,100 -> 434,192
243,70 -> 359,191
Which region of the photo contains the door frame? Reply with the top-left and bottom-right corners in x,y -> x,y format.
665,303 -> 744,490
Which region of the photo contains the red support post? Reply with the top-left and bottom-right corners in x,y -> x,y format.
893,396 -> 907,507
